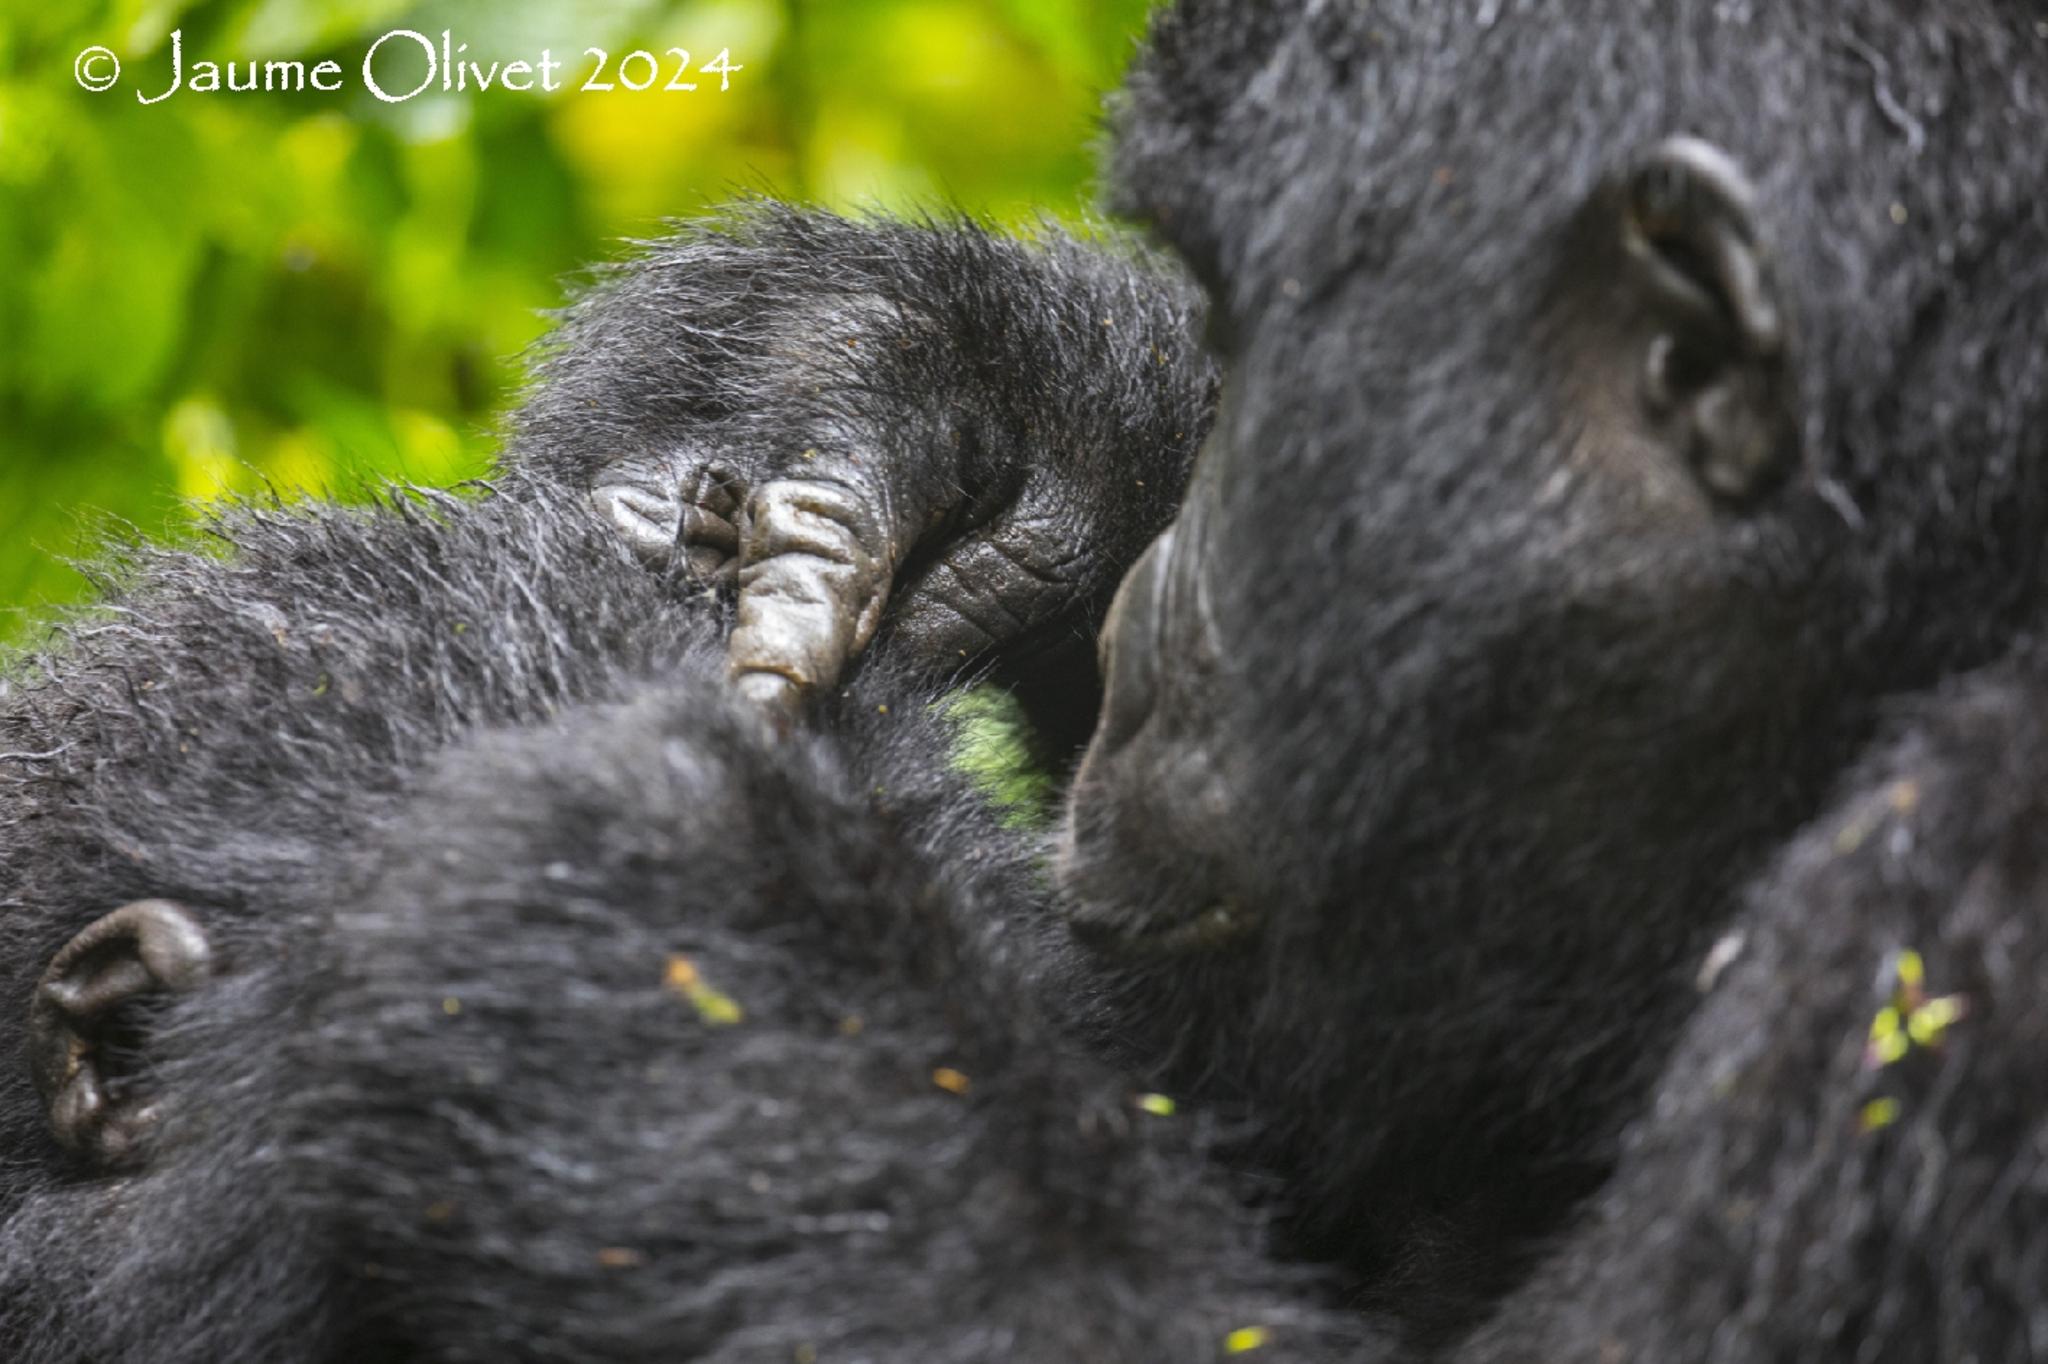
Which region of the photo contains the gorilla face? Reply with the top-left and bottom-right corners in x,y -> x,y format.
1056,120 -> 1867,1238
1064,133 -> 1820,952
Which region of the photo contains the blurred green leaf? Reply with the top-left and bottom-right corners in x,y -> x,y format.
0,0 -> 1160,642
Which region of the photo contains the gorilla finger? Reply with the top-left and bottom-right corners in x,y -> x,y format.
678,463 -> 747,586
591,478 -> 682,567
590,452 -> 749,585
888,509 -> 1094,666
727,477 -> 899,717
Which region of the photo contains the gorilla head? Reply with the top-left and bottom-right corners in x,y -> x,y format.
1061,0 -> 2048,1279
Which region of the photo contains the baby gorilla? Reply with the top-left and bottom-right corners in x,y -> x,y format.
0,490 -> 1376,1363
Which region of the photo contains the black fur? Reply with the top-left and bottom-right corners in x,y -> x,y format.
4,0 -> 2047,1358
0,490 -> 1377,1361
1060,0 -> 2048,1330
1460,662 -> 2048,1363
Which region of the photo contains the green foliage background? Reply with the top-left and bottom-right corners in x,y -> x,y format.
0,0 -> 1156,644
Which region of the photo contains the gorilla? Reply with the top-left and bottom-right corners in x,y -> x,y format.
1460,660 -> 2048,1362
3,0 -> 2045,1359
0,495 -> 1378,1361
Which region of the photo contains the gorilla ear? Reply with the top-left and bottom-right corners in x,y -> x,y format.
29,900 -> 213,1167
1620,136 -> 1796,505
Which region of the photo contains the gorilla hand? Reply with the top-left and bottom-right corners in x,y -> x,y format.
602,421 -> 1155,720
511,208 -> 1215,722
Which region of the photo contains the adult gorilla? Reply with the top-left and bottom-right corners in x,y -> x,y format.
532,0 -> 2048,1327
1061,1 -> 2048,1318
2,0 -> 2045,1359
